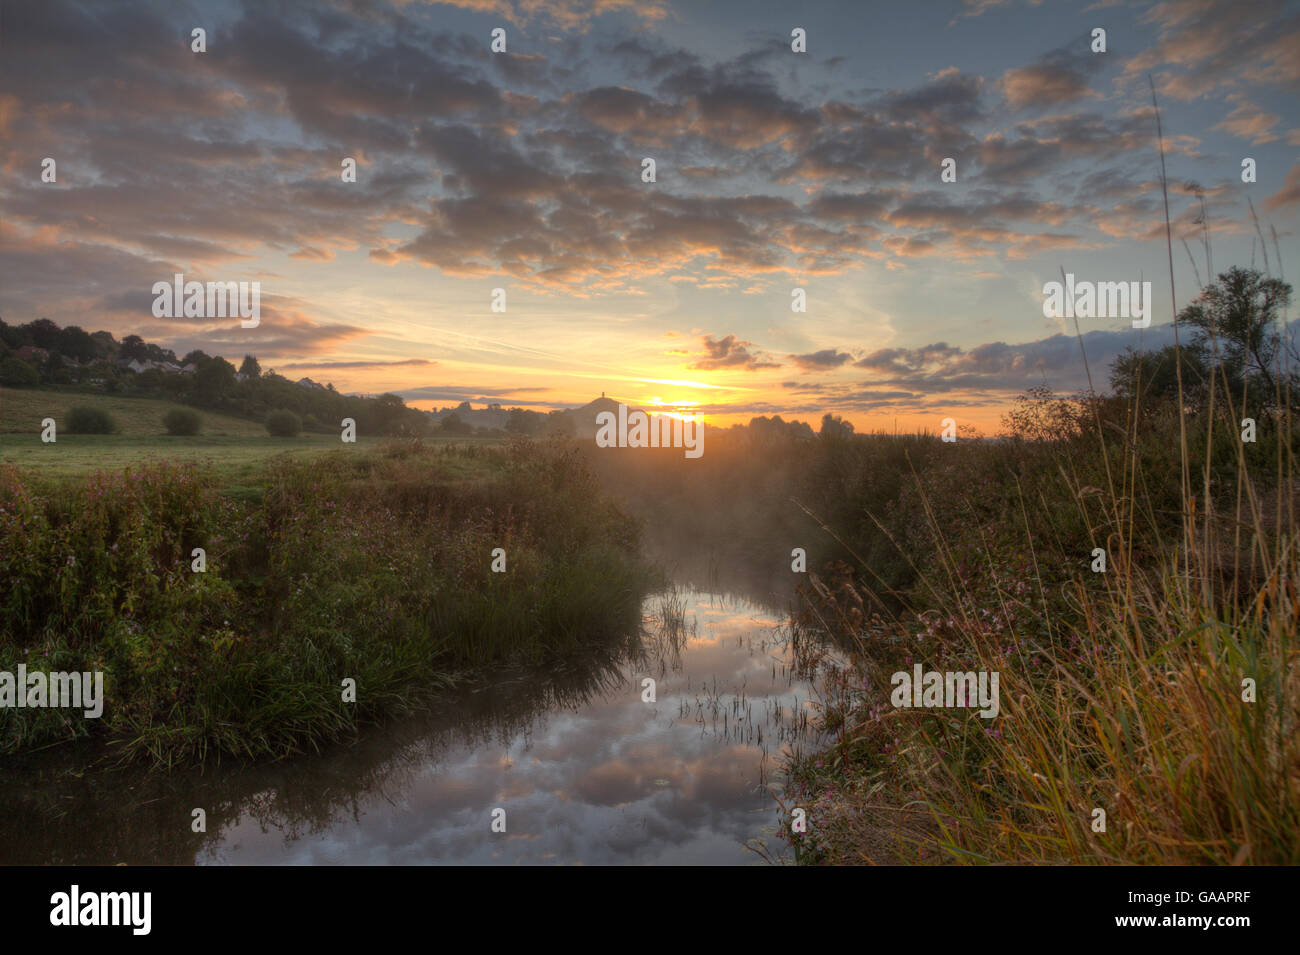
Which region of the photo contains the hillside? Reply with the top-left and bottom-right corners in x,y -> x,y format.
0,386 -> 508,480
0,386 -> 266,436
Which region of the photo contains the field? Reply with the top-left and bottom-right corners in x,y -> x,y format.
0,387 -> 504,480
0,386 -> 266,436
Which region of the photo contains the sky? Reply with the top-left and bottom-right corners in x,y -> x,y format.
1,0 -> 1298,432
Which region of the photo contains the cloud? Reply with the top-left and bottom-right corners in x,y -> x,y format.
170,313 -> 370,360
1,0 -> 1296,416
689,334 -> 781,371
952,0 -> 1043,21
789,349 -> 854,371
880,68 -> 985,123
0,0 -> 1243,303
1126,0 -> 1300,101
419,0 -> 670,31
397,384 -> 556,403
1264,163 -> 1300,212
1213,94 -> 1281,143
274,358 -> 437,370
839,327 -> 1188,402
1000,47 -> 1100,110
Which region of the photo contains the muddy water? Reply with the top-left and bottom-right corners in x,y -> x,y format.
0,587 -> 826,865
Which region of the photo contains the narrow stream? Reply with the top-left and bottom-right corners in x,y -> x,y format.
1,586 -> 827,865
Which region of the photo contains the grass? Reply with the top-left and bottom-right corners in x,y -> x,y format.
1,432 -> 374,480
0,385 -> 267,436
0,386 -> 505,480
781,416 -> 1298,865
774,361 -> 1297,866
774,97 -> 1299,866
0,438 -> 653,767
0,432 -> 505,481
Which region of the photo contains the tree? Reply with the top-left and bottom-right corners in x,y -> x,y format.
1178,266 -> 1293,407
90,331 -> 119,359
819,412 -> 855,439
506,407 -> 543,436
749,414 -> 815,442
27,318 -> 61,350
365,392 -> 410,435
0,319 -> 24,349
439,412 -> 472,436
238,354 -> 261,379
193,356 -> 237,405
543,410 -> 575,437
144,342 -> 177,364
42,350 -> 71,385
1109,344 -> 1210,411
183,349 -> 211,366
120,335 -> 150,361
0,357 -> 40,387
56,325 -> 98,362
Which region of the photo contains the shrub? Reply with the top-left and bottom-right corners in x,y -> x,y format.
265,409 -> 301,437
0,445 -> 652,765
163,407 -> 202,436
66,405 -> 117,434
0,358 -> 40,387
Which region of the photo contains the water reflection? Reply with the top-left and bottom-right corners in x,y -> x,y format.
0,589 -> 824,865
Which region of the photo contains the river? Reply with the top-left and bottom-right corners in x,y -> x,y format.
0,584 -> 827,865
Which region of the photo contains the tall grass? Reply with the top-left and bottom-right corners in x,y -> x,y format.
0,438 -> 653,767
778,89 -> 1297,865
781,323 -> 1297,866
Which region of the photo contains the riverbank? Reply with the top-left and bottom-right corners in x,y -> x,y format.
0,438 -> 655,766
778,398 -> 1299,865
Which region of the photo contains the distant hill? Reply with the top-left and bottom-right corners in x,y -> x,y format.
422,394 -> 657,438
424,401 -> 510,431
569,395 -> 623,438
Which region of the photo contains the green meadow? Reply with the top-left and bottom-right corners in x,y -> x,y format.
0,387 -> 504,481
0,388 -> 641,766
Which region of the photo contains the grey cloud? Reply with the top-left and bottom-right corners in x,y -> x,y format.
690,334 -> 781,371
790,349 -> 854,371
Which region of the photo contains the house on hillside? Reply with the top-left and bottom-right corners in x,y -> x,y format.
296,377 -> 326,391
15,345 -> 49,363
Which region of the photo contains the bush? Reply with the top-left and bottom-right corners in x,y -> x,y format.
66,405 -> 117,434
0,358 -> 40,387
163,407 -> 202,436
0,445 -> 652,765
265,409 -> 301,437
